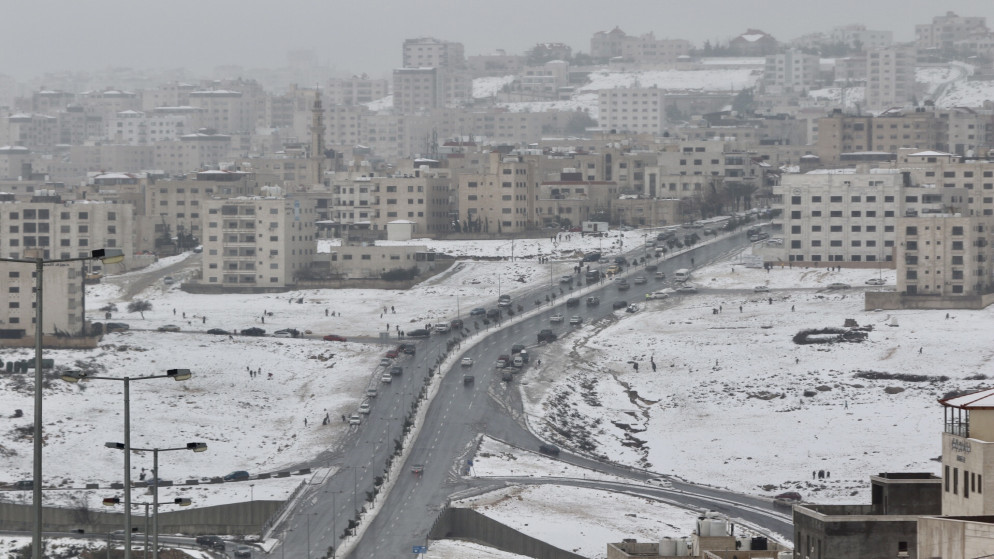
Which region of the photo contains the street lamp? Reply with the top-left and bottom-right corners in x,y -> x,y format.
0,248 -> 124,559
105,442 -> 205,559
61,369 -> 192,559
102,497 -> 191,559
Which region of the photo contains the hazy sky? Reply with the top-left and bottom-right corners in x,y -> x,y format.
2,0 -> 992,81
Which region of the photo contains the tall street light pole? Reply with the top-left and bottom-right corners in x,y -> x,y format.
106,443 -> 206,559
61,369 -> 192,559
102,497 -> 191,559
0,248 -> 124,559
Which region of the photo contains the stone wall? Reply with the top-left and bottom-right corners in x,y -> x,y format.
428,507 -> 586,559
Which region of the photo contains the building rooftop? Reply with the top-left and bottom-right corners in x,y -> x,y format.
939,387 -> 994,410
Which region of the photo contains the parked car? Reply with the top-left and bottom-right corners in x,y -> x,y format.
486,308 -> 501,319
241,327 -> 266,337
827,283 -> 851,290
358,402 -> 370,414
586,296 -> 600,306
163,276 -> 175,285
865,278 -> 886,285
550,313 -> 564,323
496,355 -> 510,368
379,358 -> 393,367
223,471 -> 250,482
677,285 -> 698,293
606,264 -> 621,275
538,443 -> 560,456
365,388 -> 378,398
207,328 -> 230,335
157,324 -> 181,332
196,535 -> 226,550
390,366 -> 403,376
633,276 -> 647,285
645,264 -> 658,272
559,275 -> 574,284
469,307 -> 487,316
13,480 -> 33,490
381,375 -> 392,384
273,329 -> 295,338
105,322 -> 130,333
323,334 -> 347,342
450,319 -> 464,330
401,343 -> 416,354
754,285 -> 770,293
234,545 -> 254,558
565,297 -> 580,307
537,329 -> 557,343
501,371 -> 514,382
348,414 -> 361,426
461,357 -> 474,367
385,348 -> 400,358
433,323 -> 451,333
569,316 -> 583,325
406,329 -> 431,338
511,344 -> 525,354
626,304 -> 639,313
612,300 -> 628,309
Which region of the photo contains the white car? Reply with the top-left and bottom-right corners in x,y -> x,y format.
865,278 -> 886,285
461,357 -> 474,367
648,477 -> 672,488
569,316 -> 583,326
754,285 -> 770,293
645,291 -> 670,300
348,414 -> 361,426
677,284 -> 698,293
380,375 -> 392,384
358,402 -> 370,414
550,313 -> 564,323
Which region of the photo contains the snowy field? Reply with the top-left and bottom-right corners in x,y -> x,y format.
0,228 -> 981,557
579,69 -> 761,93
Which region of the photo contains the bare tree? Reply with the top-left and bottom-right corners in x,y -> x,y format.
127,299 -> 152,319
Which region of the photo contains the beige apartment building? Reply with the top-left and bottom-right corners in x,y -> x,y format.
764,49 -> 820,93
458,152 -> 538,234
864,45 -> 916,110
200,195 -> 316,289
326,75 -> 390,107
187,89 -> 255,134
916,11 -> 989,50
597,87 -> 666,135
153,132 -> 232,176
816,109 -> 947,162
896,214 -> 994,296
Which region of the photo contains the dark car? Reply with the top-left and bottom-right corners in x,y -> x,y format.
566,297 -> 580,307
616,281 -> 630,291
614,256 -> 628,265
486,308 -> 501,319
450,319 -> 464,330
223,470 -> 250,482
390,366 -> 403,376
234,545 -> 253,558
586,296 -> 600,306
401,343 -> 416,354
582,251 -> 602,262
323,334 -> 347,342
511,344 -> 525,354
469,307 -> 486,316
645,264 -> 658,272
537,329 -> 557,343
206,328 -> 230,335
105,322 -> 130,333
406,329 -> 431,338
612,300 -> 628,309
241,328 -> 266,337
13,480 -> 33,490
196,535 -> 225,551
538,443 -> 561,456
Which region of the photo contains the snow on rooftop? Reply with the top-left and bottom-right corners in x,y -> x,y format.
580,68 -> 760,92
909,150 -> 956,157
363,94 -> 393,111
740,33 -> 766,42
940,388 -> 994,409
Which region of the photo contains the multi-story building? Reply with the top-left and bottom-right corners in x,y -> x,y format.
829,24 -> 893,50
402,37 -> 465,69
393,68 -> 439,113
590,28 -> 691,64
200,194 -> 316,289
916,11 -> 989,51
597,87 -> 666,136
58,105 -> 103,145
816,109 -> 946,163
106,109 -> 190,145
864,45 -> 916,109
153,132 -> 232,176
896,214 -> 994,296
457,152 -> 538,234
729,29 -> 779,56
326,75 -> 390,106
187,89 -> 254,133
764,49 -> 820,93
1,113 -> 58,150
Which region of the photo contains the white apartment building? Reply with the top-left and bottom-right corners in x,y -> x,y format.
106,110 -> 190,145
916,11 -> 989,50
829,24 -> 893,50
0,197 -> 134,335
153,132 -> 232,176
201,194 -> 316,289
402,37 -> 465,69
864,45 -> 916,110
326,75 -> 390,106
598,88 -> 666,135
764,49 -> 820,93
896,214 -> 994,296
187,89 -> 254,133
458,152 -> 538,234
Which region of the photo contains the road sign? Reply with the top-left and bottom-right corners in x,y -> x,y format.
413,545 -> 427,553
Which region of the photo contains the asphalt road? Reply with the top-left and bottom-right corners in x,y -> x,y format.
273,224 -> 795,559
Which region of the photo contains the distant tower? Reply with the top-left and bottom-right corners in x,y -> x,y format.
309,88 -> 325,185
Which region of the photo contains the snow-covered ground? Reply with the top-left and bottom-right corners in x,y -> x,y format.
473,75 -> 515,98
579,69 -> 761,93
0,229 -> 979,556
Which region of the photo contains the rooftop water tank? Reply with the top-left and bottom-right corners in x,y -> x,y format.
658,538 -> 677,556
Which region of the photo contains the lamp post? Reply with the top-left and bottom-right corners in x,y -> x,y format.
0,248 -> 124,559
102,497 -> 191,559
105,442 -> 206,559
61,369 -> 193,559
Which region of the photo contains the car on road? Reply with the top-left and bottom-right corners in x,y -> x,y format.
677,284 -> 698,293
511,344 -> 525,354
754,285 -> 770,293
550,313 -> 564,323
463,375 -> 475,385
646,290 -> 670,300
502,371 -> 514,382
633,276 -> 647,285
586,296 -> 599,306
470,307 -> 486,316
157,324 -> 181,332
612,300 -> 628,309
196,535 -> 226,550
163,276 -> 175,285
105,322 -> 130,333
406,329 -> 431,339
273,329 -> 296,338
559,275 -> 574,284
323,334 -> 347,342
379,358 -> 393,367
241,327 -> 266,337
385,348 -> 400,358
365,388 -> 377,398
348,414 -> 361,426
433,322 -> 451,333
626,304 -> 639,313
13,480 -> 33,490
773,491 -> 803,506
827,283 -> 851,290
865,278 -> 886,285
461,357 -> 473,367
401,343 -> 416,354
223,471 -> 250,482
654,272 -> 666,280
538,443 -> 560,456
569,316 -> 583,325
381,375 -> 392,384
110,530 -> 126,539
207,328 -> 230,335
486,308 -> 501,320
566,297 -> 580,307
537,329 -> 557,343
648,477 -> 672,488
234,544 -> 254,557
358,402 -> 370,414
616,280 -> 630,291
450,319 -> 464,330
606,264 -> 621,275
390,366 -> 403,376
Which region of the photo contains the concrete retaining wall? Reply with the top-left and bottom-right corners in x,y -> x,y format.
0,335 -> 100,349
0,500 -> 282,536
428,507 -> 586,559
864,292 -> 994,310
